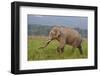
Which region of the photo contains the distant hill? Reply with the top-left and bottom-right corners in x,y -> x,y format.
28,24 -> 88,38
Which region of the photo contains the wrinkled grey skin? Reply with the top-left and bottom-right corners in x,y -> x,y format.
40,26 -> 83,54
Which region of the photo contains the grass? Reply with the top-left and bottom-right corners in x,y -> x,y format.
28,36 -> 88,61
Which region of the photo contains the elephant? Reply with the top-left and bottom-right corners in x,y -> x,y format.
39,26 -> 83,54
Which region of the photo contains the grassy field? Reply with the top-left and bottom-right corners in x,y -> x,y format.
28,36 -> 88,61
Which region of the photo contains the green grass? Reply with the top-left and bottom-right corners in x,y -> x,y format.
28,36 -> 88,61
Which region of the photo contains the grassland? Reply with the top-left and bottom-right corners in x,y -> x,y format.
28,36 -> 88,61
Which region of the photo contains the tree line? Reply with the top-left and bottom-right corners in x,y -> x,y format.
28,24 -> 88,38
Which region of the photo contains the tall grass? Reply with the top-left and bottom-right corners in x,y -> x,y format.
28,36 -> 88,61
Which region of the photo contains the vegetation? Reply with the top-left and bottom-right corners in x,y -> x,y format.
28,36 -> 88,61
28,24 -> 88,38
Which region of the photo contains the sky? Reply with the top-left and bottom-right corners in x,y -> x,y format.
28,15 -> 88,30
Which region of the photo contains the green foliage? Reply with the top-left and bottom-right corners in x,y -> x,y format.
28,36 -> 88,61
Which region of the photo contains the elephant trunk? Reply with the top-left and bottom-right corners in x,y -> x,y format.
39,38 -> 52,49
39,32 -> 54,49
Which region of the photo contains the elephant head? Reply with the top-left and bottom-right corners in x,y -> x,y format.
49,26 -> 61,40
39,26 -> 61,49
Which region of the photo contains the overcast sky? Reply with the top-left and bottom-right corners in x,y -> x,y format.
28,15 -> 88,30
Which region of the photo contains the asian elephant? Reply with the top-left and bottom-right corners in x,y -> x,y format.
40,26 -> 83,54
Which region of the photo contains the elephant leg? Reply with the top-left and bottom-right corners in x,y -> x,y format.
72,41 -> 83,55
61,47 -> 64,53
57,47 -> 64,54
57,40 -> 65,54
78,45 -> 83,55
57,47 -> 60,53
